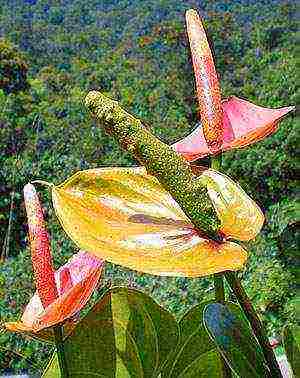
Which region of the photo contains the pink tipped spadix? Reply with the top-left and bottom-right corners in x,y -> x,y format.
175,9 -> 295,161
23,183 -> 58,308
186,9 -> 223,152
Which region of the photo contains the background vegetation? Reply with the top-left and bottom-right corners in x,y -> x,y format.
0,0 -> 298,375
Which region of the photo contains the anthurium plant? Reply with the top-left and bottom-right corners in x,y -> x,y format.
2,8 -> 296,378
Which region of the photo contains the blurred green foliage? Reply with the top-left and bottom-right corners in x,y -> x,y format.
0,39 -> 29,95
0,0 -> 298,374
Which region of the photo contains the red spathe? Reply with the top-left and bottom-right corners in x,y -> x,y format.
173,96 -> 294,161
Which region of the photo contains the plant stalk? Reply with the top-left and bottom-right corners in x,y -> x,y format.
211,153 -> 281,376
213,273 -> 225,303
214,273 -> 232,377
212,155 -> 232,378
53,326 -> 69,377
211,154 -> 222,171
211,155 -> 225,305
225,271 -> 282,378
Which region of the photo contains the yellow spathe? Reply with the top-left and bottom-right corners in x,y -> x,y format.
50,167 -> 260,277
52,167 -> 263,277
200,169 -> 264,241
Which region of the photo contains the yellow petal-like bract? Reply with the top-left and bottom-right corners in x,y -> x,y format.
52,167 -> 248,277
200,170 -> 264,241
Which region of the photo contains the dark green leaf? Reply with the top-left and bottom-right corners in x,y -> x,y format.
42,287 -> 178,377
176,349 -> 222,378
204,303 -> 269,378
162,300 -> 234,377
141,291 -> 179,375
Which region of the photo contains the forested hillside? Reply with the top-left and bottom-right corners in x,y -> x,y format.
0,0 -> 298,374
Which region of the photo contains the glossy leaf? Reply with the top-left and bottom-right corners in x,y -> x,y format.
204,303 -> 270,378
283,325 -> 300,377
177,350 -> 223,378
173,97 -> 294,161
162,300 -> 222,377
162,301 -> 246,377
52,167 -> 248,277
42,287 -> 179,377
5,251 -> 104,336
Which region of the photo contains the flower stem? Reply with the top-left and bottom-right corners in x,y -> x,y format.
211,155 -> 231,377
214,274 -> 232,377
225,271 -> 282,378
214,273 -> 225,303
53,326 -> 69,378
211,154 -> 222,171
211,153 -> 281,376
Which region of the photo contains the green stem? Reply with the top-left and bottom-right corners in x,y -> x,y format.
212,155 -> 231,378
214,274 -> 232,377
212,153 -> 280,376
211,155 -> 225,306
214,273 -> 225,303
225,271 -> 282,378
211,154 -> 222,171
53,326 -> 69,378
